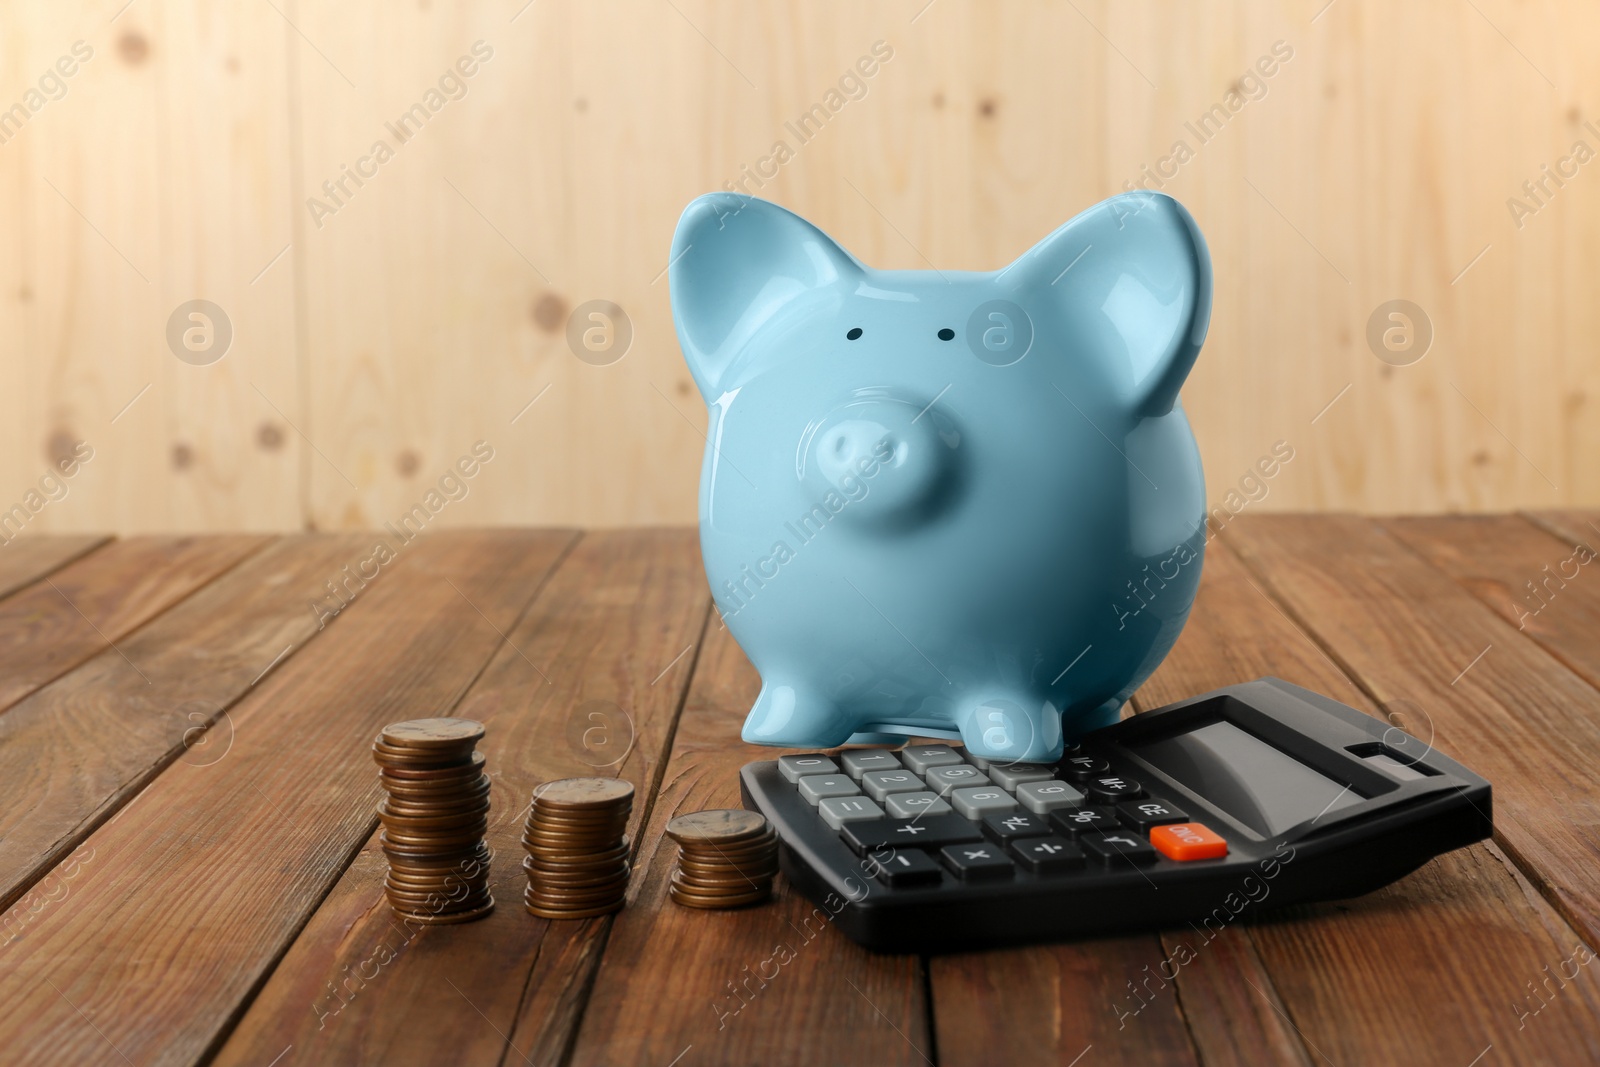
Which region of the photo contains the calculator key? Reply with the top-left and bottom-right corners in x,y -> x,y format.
982,811 -> 1053,842
1016,780 -> 1086,814
778,754 -> 839,783
965,754 -> 992,770
1117,799 -> 1189,830
797,774 -> 860,806
839,750 -> 901,780
1150,822 -> 1229,861
1082,832 -> 1159,866
1085,774 -> 1144,802
900,744 -> 964,774
950,786 -> 1018,819
885,791 -> 953,818
1048,805 -> 1120,837
868,847 -> 942,887
861,770 -> 925,802
843,815 -> 983,855
987,763 -> 1057,790
925,764 -> 989,795
818,796 -> 885,830
939,842 -> 1014,880
1060,754 -> 1110,780
1009,836 -> 1086,874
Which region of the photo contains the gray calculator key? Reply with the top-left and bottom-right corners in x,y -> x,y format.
966,754 -> 992,770
900,744 -> 964,775
839,750 -> 901,779
778,754 -> 839,783
818,795 -> 885,830
925,764 -> 989,795
1016,779 -> 1086,813
988,763 -> 1057,790
861,770 -> 925,801
797,774 -> 861,805
885,791 -> 952,818
950,786 -> 1018,819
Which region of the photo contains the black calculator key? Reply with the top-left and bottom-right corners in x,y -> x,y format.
1082,832 -> 1159,866
1085,774 -> 1144,802
1060,754 -> 1109,780
842,814 -> 983,856
1117,799 -> 1188,830
981,811 -> 1053,843
939,842 -> 1014,880
1048,805 -> 1120,837
869,848 -> 942,887
1009,836 -> 1086,874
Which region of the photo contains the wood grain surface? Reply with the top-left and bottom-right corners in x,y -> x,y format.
5,2 -> 1599,533
0,531 -> 571,1066
212,529 -> 705,1067
1223,515 -> 1600,949
0,534 -> 266,713
568,620 -> 933,1067
0,524 -> 1598,1067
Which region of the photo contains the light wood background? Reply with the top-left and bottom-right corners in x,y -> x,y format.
2,0 -> 1596,534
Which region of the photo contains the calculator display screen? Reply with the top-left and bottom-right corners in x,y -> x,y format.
1131,720 -> 1362,836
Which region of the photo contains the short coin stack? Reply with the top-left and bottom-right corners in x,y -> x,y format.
523,778 -> 634,919
666,809 -> 779,910
373,718 -> 494,924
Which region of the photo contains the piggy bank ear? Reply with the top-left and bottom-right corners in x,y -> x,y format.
670,194 -> 862,400
1007,192 -> 1211,417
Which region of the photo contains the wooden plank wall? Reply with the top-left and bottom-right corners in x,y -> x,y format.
2,0 -> 1596,535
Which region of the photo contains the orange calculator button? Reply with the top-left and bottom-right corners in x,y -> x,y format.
1150,823 -> 1228,861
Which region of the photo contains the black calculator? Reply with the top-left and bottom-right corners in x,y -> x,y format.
739,678 -> 1492,953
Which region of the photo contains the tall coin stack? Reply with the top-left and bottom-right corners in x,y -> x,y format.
373,718 -> 495,924
666,809 -> 779,910
523,778 -> 634,919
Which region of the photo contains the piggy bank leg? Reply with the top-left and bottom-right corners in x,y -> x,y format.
1063,696 -> 1125,740
741,681 -> 856,749
956,695 -> 1063,763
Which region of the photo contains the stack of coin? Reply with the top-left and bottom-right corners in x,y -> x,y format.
373,718 -> 494,924
523,777 -> 634,919
666,809 -> 779,910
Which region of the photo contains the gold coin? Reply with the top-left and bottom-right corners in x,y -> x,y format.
522,850 -> 630,872
531,778 -> 635,810
524,898 -> 624,920
380,753 -> 487,781
665,810 -> 768,847
391,898 -> 497,924
380,718 -> 486,749
524,868 -> 630,889
668,884 -> 772,910
526,886 -> 629,907
676,862 -> 778,883
380,775 -> 487,793
671,869 -> 769,894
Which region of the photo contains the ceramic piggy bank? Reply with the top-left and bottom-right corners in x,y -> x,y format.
669,191 -> 1211,761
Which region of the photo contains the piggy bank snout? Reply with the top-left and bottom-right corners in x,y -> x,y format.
804,399 -> 958,526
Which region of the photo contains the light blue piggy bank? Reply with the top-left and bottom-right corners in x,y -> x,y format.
669,191 -> 1211,762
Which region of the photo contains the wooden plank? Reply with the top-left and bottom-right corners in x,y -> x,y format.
1223,515 -> 1600,948
210,529 -> 708,1067
0,534 -> 267,714
1133,540 -> 1600,1066
1388,514 -> 1600,692
0,530 -> 573,1067
0,535 -> 108,600
3,0 -> 302,533
0,533 -> 367,912
563,617 -> 934,1067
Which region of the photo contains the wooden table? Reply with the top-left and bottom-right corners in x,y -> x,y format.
2,517 -> 1599,1067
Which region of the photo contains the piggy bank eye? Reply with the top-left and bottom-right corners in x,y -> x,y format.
846,327 -> 863,340
937,328 -> 955,341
